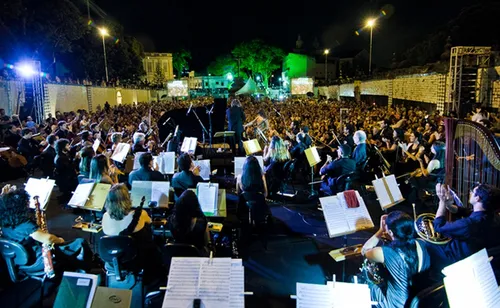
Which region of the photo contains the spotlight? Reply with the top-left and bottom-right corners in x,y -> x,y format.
226,72 -> 233,81
17,63 -> 36,78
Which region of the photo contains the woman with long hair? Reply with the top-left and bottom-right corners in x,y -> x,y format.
78,145 -> 95,179
237,155 -> 268,197
362,211 -> 430,308
414,141 -> 445,177
168,190 -> 211,253
263,136 -> 291,197
89,154 -> 117,184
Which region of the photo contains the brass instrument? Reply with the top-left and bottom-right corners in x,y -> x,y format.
33,196 -> 55,278
412,203 -> 450,245
360,259 -> 384,285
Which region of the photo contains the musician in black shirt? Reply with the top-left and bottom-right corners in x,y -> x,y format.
226,99 -> 246,155
319,144 -> 356,195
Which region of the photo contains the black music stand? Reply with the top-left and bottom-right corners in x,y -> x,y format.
214,131 -> 235,154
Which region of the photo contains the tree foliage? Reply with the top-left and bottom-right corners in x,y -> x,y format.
231,39 -> 285,86
207,54 -> 236,77
173,49 -> 191,77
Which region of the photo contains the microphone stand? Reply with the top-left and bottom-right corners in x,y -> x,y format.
205,104 -> 214,150
191,108 -> 209,145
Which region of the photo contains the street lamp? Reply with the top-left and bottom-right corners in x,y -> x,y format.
366,19 -> 375,75
99,27 -> 109,82
324,49 -> 330,82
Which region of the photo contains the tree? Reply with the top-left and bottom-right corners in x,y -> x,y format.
231,39 -> 285,87
207,54 -> 236,76
173,49 -> 191,77
153,65 -> 166,85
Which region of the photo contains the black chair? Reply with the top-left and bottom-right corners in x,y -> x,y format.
408,282 -> 448,308
99,235 -> 138,282
281,159 -> 297,193
0,238 -> 48,304
240,192 -> 272,249
163,243 -> 202,272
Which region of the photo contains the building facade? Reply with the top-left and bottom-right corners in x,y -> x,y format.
143,53 -> 174,83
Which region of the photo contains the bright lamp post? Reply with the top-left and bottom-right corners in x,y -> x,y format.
366,19 -> 375,75
324,49 -> 330,82
99,27 -> 109,82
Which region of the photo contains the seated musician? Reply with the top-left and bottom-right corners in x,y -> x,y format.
71,130 -> 93,157
39,134 -> 57,178
171,153 -> 203,198
244,110 -> 269,143
54,138 -> 79,200
131,132 -> 148,154
319,144 -> 356,195
128,152 -> 164,186
168,190 -> 212,254
55,121 -> 69,140
263,136 -> 291,197
361,211 -> 430,308
17,128 -> 40,163
89,154 -> 118,185
102,183 -> 161,279
397,130 -> 424,174
285,120 -> 300,148
352,130 -> 368,168
0,185 -> 93,273
78,146 -> 95,180
426,183 -> 500,271
4,124 -> 22,149
110,132 -> 123,151
340,124 -> 355,148
290,126 -> 312,158
236,156 -> 270,223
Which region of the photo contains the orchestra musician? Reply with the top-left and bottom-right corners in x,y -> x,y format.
352,130 -> 368,168
171,153 -> 204,200
89,154 -> 118,185
244,110 -> 269,144
39,134 -> 57,178
226,99 -> 246,155
128,152 -> 164,186
4,124 -> 22,149
319,144 -> 356,195
425,183 -> 500,271
361,211 -> 430,308
132,132 -> 148,154
54,138 -> 79,201
55,121 -> 69,140
17,128 -> 41,164
263,136 -> 291,197
285,120 -> 300,149
291,126 -> 312,159
78,146 -> 95,181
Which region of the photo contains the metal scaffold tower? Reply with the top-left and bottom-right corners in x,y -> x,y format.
448,46 -> 491,116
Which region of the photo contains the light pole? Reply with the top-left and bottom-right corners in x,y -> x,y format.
324,49 -> 330,83
99,28 -> 109,82
366,19 -> 375,75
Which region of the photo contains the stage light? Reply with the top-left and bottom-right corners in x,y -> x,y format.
17,63 -> 36,78
366,19 -> 376,28
324,49 -> 330,55
256,76 -> 261,82
226,72 -> 233,81
279,94 -> 284,100
99,27 -> 109,36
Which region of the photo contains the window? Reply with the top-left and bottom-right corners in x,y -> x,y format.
205,82 -> 208,86
147,62 -> 153,73
216,82 -> 219,85
221,82 -> 224,86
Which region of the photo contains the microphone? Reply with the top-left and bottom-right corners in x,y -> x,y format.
163,117 -> 171,126
273,108 -> 282,117
186,103 -> 193,116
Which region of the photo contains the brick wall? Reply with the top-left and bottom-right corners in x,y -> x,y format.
492,80 -> 500,108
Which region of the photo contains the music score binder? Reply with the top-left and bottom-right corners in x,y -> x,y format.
181,137 -> 197,153
130,181 -> 170,208
372,174 -> 405,210
156,151 -> 176,174
295,281 -> 371,308
305,146 -> 321,167
319,191 -> 374,238
68,182 -> 111,211
193,159 -> 211,181
243,139 -> 262,155
54,272 -> 99,308
25,177 -> 55,210
111,143 -> 131,163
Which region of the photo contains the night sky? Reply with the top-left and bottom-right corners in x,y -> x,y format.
97,0 -> 479,71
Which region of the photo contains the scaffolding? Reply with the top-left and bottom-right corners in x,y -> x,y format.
448,46 -> 491,116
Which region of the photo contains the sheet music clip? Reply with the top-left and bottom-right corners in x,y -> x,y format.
242,291 -> 253,295
332,274 -> 336,288
45,176 -> 49,182
290,295 -> 297,299
209,251 -> 213,264
193,298 -> 201,308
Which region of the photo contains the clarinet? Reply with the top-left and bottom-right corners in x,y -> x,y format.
33,196 -> 55,279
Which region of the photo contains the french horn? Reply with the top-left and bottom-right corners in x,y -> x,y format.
413,204 -> 450,245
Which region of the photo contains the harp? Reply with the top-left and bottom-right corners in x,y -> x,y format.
444,118 -> 500,208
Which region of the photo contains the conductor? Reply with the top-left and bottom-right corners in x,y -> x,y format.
226,99 -> 246,155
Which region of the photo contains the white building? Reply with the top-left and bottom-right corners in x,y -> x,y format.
184,75 -> 229,90
143,52 -> 174,83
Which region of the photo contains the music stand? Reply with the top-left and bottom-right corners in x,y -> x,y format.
214,131 -> 235,153
305,147 -> 321,199
243,139 -> 262,155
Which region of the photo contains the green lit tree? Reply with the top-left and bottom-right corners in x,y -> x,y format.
231,39 -> 285,87
173,49 -> 191,77
207,54 -> 236,76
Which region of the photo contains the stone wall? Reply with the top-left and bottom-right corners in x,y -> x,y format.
0,80 -> 24,115
47,84 -> 88,114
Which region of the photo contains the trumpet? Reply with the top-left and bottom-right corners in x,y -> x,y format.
412,203 -> 450,245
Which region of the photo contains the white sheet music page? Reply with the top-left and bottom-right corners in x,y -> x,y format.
25,178 -> 56,209
338,191 -> 374,232
327,281 -> 372,308
111,143 -> 130,163
296,282 -> 334,308
68,182 -> 95,207
157,152 -> 176,174
319,196 -> 350,238
197,183 -> 218,214
194,159 -> 211,181
198,258 -> 232,308
131,181 -> 151,207
234,157 -> 245,177
92,139 -> 100,153
151,181 -> 170,207
181,137 -> 197,153
255,156 -> 264,171
162,257 -> 202,308
229,259 -> 244,308
133,153 -> 141,170
372,175 -> 403,210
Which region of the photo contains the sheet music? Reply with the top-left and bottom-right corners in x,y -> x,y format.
305,147 -> 321,167
111,143 -> 130,163
443,249 -> 500,308
319,191 -> 374,238
230,260 -> 245,308
243,139 -> 261,155
338,191 -> 374,231
151,181 -> 170,207
194,159 -> 211,180
85,183 -> 111,210
197,183 -> 218,214
157,152 -> 176,174
92,139 -> 100,153
25,178 -> 56,210
181,137 -> 197,153
68,182 -> 95,207
131,181 -> 151,207
296,283 -> 334,308
326,281 -> 372,308
372,175 -> 404,210
234,156 -> 264,177
319,196 -> 351,237
162,257 -> 234,308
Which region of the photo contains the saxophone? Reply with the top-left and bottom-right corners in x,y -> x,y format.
33,196 -> 55,279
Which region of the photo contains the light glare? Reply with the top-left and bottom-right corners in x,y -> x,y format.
366,19 -> 376,28
99,27 -> 109,36
17,64 -> 35,77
